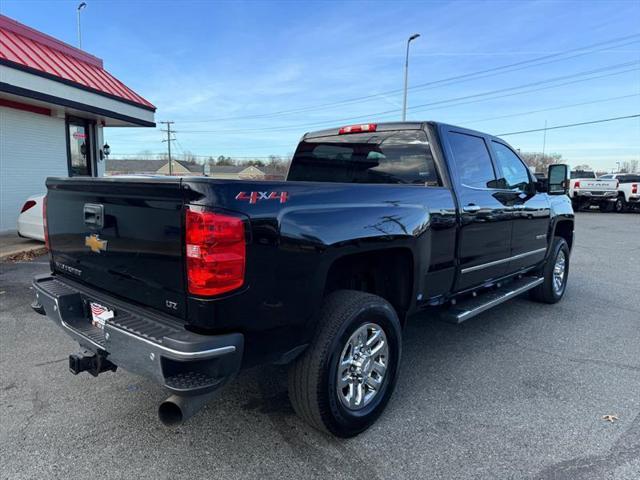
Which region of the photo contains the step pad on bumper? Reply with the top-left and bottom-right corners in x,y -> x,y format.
164,371 -> 223,394
111,311 -> 180,344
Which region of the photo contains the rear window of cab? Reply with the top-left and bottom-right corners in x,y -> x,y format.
288,130 -> 441,186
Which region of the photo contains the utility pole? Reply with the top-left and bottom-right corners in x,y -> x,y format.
542,119 -> 548,157
160,121 -> 175,175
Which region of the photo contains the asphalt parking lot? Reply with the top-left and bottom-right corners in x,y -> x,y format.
1,211 -> 639,480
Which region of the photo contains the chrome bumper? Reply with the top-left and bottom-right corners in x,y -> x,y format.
575,191 -> 617,198
32,274 -> 243,395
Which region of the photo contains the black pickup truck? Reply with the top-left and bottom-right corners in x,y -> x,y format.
32,122 -> 574,437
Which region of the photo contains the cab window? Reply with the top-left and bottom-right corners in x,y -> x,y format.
288,130 -> 441,186
491,141 -> 531,190
448,132 -> 496,189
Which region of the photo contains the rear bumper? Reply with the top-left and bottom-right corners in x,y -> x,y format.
574,191 -> 617,198
32,274 -> 243,396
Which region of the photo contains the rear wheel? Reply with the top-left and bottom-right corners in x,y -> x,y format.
600,201 -> 614,212
614,196 -> 626,213
288,290 -> 402,437
530,238 -> 569,304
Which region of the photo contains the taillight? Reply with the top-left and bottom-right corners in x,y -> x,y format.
633,184 -> 638,194
43,196 -> 50,250
338,123 -> 377,134
21,200 -> 37,213
185,207 -> 246,296
574,181 -> 581,189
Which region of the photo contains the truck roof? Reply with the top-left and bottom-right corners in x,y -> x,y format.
302,121 -> 504,142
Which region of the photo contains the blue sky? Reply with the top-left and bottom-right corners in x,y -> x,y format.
2,0 -> 639,170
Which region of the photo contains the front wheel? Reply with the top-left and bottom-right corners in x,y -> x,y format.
288,290 -> 402,437
530,238 -> 570,304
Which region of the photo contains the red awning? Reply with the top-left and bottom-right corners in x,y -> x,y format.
0,14 -> 155,110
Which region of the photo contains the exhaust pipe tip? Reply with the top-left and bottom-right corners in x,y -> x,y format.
158,399 -> 184,426
158,391 -> 219,426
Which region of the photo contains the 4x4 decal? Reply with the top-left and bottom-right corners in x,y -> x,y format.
235,191 -> 289,204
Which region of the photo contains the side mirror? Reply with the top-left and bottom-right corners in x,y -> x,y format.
548,164 -> 569,195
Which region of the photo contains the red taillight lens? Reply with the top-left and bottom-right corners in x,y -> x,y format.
574,181 -> 581,188
21,200 -> 37,213
633,184 -> 638,194
43,196 -> 50,250
338,123 -> 377,135
185,208 -> 246,296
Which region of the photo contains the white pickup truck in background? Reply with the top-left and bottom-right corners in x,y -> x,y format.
598,173 -> 640,212
568,170 -> 618,211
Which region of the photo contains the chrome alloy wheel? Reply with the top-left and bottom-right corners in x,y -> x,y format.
337,323 -> 388,411
553,250 -> 566,294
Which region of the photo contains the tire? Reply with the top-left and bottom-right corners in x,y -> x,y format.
530,238 -> 570,304
614,196 -> 626,213
288,290 -> 402,437
571,198 -> 580,211
599,201 -> 614,212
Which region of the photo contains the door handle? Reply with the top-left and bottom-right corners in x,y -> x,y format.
463,204 -> 481,213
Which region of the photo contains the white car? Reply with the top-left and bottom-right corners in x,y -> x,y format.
17,194 -> 45,241
599,173 -> 640,212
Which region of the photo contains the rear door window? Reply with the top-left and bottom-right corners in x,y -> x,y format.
287,130 -> 440,186
447,132 -> 496,189
491,141 -> 531,191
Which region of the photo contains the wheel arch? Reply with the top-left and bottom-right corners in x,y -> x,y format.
323,247 -> 415,325
551,219 -> 574,252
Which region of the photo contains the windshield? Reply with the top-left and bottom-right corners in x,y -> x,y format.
287,130 -> 441,186
570,171 -> 595,179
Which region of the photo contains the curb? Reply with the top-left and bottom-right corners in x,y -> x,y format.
0,246 -> 48,262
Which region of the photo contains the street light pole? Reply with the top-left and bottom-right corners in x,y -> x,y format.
77,2 -> 87,49
402,33 -> 420,121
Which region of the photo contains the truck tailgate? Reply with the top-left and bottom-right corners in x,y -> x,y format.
579,179 -> 617,191
46,177 -> 186,319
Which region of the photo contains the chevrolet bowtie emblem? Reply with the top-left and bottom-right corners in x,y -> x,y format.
85,234 -> 107,253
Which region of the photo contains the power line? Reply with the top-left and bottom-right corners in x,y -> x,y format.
177,34 -> 640,124
109,115 -> 640,155
177,62 -> 639,134
459,93 -> 640,125
497,114 -> 640,136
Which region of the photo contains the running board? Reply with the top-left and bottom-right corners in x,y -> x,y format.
440,276 -> 544,324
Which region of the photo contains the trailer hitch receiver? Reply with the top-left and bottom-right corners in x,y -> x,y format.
69,350 -> 117,377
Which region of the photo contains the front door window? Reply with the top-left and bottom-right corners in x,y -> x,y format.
68,120 -> 93,176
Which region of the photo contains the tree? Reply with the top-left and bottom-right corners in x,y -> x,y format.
573,164 -> 592,171
519,152 -> 563,173
181,151 -> 199,165
619,160 -> 639,173
216,155 -> 235,166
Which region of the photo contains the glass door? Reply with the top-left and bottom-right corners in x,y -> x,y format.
67,118 -> 94,176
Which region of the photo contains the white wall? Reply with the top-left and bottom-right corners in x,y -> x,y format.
0,106 -> 67,232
